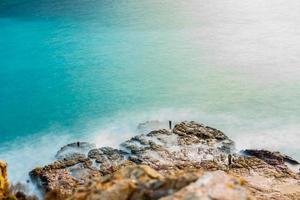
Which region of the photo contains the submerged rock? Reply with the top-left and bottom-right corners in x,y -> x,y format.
56,142 -> 96,161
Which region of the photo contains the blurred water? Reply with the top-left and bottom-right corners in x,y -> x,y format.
0,0 -> 300,189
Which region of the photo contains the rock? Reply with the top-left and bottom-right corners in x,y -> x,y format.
121,121 -> 234,173
228,155 -> 300,199
0,160 -> 9,199
160,170 -> 251,200
173,121 -> 229,141
29,121 -> 300,200
242,149 -> 299,166
70,164 -> 203,200
29,154 -> 100,197
56,142 -> 96,161
88,147 -> 128,175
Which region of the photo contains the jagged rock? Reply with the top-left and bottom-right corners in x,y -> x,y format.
28,121 -> 300,200
242,149 -> 299,166
88,147 -> 126,163
121,121 -> 234,173
56,142 -> 96,161
228,155 -> 300,199
88,147 -> 128,175
160,170 -> 251,200
70,164 -> 203,200
30,155 -> 100,197
0,160 -> 9,199
173,121 -> 229,141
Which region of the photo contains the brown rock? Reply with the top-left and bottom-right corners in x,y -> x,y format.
242,149 -> 299,166
29,121 -> 300,200
70,164 -> 202,200
160,170 -> 252,200
30,155 -> 101,197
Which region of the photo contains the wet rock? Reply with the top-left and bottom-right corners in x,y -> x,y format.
29,121 -> 300,200
120,121 -> 234,173
242,149 -> 299,166
173,121 -> 229,140
88,147 -> 126,163
29,154 -> 100,197
88,147 -> 128,175
56,142 -> 96,161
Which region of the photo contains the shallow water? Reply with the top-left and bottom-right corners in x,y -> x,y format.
0,0 -> 300,192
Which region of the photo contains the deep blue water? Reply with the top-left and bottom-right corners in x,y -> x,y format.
1,0 -> 300,188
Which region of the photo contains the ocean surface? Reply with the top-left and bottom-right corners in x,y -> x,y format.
1,0 -> 300,193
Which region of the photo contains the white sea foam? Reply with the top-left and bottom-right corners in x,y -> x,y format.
233,126 -> 300,160
0,108 -> 201,192
0,108 -> 299,196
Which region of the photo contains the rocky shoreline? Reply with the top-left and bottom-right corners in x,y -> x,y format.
1,121 -> 300,199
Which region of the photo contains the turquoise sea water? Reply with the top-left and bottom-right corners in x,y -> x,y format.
1,0 -> 300,190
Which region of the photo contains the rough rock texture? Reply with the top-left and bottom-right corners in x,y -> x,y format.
160,170 -> 251,200
87,147 -> 128,175
242,149 -> 300,166
70,164 -> 202,200
30,155 -> 101,197
29,121 -> 300,200
228,153 -> 300,200
56,142 -> 96,161
0,160 -> 9,199
121,121 -> 234,174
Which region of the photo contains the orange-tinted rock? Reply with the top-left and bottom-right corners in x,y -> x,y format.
0,160 -> 9,199
70,164 -> 203,200
160,170 -> 251,200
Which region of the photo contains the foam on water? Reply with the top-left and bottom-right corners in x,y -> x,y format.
0,109 -> 201,193
1,0 -> 300,196
0,109 -> 300,196
234,126 -> 300,159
